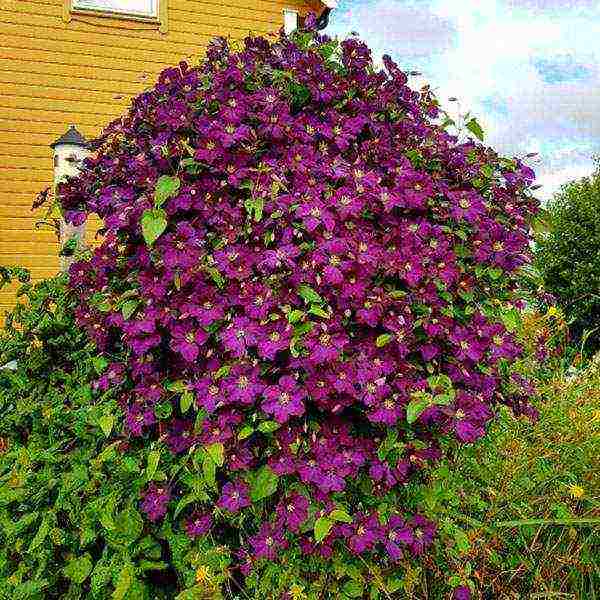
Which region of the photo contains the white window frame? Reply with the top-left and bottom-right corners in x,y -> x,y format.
72,0 -> 158,19
283,8 -> 299,35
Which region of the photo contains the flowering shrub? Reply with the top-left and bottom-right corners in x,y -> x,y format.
58,19 -> 539,598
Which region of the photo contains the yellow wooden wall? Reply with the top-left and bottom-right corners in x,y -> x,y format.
0,0 -> 321,318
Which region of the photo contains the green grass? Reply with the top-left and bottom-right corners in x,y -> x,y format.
413,355 -> 600,599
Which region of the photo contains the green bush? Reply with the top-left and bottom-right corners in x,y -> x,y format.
0,273 -> 196,600
534,164 -> 600,354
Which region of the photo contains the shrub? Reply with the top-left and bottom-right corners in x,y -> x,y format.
0,274 -> 127,600
53,20 -> 540,598
533,164 -> 600,354
0,273 -> 207,599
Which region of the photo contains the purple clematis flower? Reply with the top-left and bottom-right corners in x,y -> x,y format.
256,321 -> 293,360
276,493 -> 310,533
383,515 -> 414,561
453,586 -> 472,600
249,522 -> 288,560
262,375 -> 306,423
170,322 -> 208,362
141,484 -> 171,522
223,364 -> 264,406
347,512 -> 382,554
218,480 -> 251,513
221,316 -> 260,357
125,403 -> 156,436
405,514 -> 437,556
185,512 -> 213,538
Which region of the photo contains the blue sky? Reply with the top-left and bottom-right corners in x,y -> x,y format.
328,0 -> 600,200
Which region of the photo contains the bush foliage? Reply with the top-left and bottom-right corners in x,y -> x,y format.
0,274 -> 196,599
534,164 -> 600,354
5,20 -> 543,600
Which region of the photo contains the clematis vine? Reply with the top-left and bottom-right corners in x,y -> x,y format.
59,18 -> 540,586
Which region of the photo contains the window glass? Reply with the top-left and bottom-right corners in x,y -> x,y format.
72,0 -> 157,17
283,9 -> 298,34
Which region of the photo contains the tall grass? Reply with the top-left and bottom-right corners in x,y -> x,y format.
415,348 -> 600,598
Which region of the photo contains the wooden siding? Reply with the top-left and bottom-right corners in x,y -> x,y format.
0,0 -> 321,318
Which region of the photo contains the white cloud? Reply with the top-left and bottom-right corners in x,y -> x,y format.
330,0 -> 600,198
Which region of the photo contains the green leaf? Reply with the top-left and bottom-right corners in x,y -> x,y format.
154,175 -> 181,208
154,401 -> 173,420
501,307 -> 522,332
92,356 -> 108,374
466,117 -> 485,141
238,425 -> 254,440
213,364 -> 231,379
298,285 -> 323,304
59,236 -> 78,257
287,309 -> 305,323
107,508 -> 144,548
96,441 -> 121,464
427,374 -> 452,393
293,322 -> 314,337
377,429 -> 399,461
250,466 -> 279,502
141,208 -> 167,246
202,455 -> 216,489
406,396 -> 431,424
146,450 -> 160,481
453,526 -> 471,553
28,517 -> 50,552
434,393 -> 454,406
342,580 -> 364,598
98,414 -> 115,438
64,553 -> 93,584
165,380 -> 187,392
206,267 -> 225,288
205,443 -> 224,467
174,493 -> 207,519
308,305 -> 329,319
428,375 -> 455,404
376,333 -> 393,347
245,196 -> 264,221
386,577 -> 403,593
99,496 -> 116,531
314,516 -> 333,542
179,390 -> 194,414
329,509 -> 353,524
121,299 -> 139,320
112,562 -> 135,600
481,164 -> 494,178
487,267 -> 503,280
257,421 -> 280,434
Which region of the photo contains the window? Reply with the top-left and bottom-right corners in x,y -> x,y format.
72,0 -> 157,18
283,8 -> 298,34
